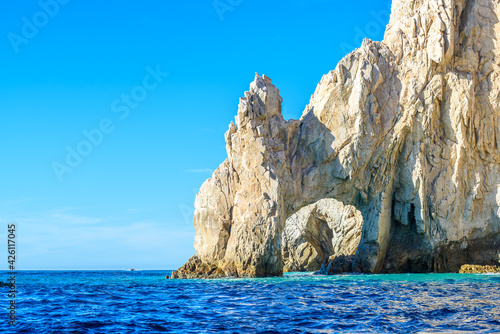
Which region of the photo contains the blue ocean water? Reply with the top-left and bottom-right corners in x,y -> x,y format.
0,271 -> 499,333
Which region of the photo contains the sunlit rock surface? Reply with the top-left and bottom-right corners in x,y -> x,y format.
176,0 -> 500,278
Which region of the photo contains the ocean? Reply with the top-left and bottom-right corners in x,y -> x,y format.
1,271 -> 499,333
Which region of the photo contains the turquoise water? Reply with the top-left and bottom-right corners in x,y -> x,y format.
1,271 -> 500,333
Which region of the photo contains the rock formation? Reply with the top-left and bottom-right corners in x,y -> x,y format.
282,199 -> 363,272
316,255 -> 361,275
459,264 -> 500,273
176,0 -> 500,278
171,256 -> 226,279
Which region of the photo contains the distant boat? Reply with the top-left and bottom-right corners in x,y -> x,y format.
129,268 -> 135,271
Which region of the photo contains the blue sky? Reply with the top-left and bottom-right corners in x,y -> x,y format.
0,0 -> 391,270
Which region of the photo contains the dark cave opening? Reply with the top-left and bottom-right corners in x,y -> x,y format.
384,200 -> 431,273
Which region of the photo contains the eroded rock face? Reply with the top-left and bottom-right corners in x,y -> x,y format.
282,199 -> 363,272
316,255 -> 361,275
192,74 -> 291,277
177,0 -> 500,278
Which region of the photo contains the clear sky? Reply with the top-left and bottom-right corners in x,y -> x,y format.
0,0 -> 391,270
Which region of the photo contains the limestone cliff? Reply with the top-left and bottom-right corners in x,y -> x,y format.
174,0 -> 500,278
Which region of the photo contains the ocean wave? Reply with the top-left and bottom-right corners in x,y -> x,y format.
1,271 -> 499,333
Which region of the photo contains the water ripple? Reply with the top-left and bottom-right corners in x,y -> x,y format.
0,271 -> 499,333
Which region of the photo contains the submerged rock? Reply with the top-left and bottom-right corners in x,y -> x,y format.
176,0 -> 500,277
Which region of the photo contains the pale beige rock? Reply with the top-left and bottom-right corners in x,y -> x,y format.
192,74 -> 290,277
459,264 -> 500,274
282,199 -> 363,272
178,0 -> 500,278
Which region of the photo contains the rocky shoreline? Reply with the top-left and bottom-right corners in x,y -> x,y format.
168,256 -> 500,279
